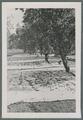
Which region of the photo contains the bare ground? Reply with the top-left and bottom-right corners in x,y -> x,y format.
7,53 -> 76,113
8,70 -> 75,91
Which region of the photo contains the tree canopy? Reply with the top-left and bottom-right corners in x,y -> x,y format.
15,8 -> 75,72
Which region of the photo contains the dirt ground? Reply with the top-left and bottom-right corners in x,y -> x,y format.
7,51 -> 76,112
8,70 -> 75,91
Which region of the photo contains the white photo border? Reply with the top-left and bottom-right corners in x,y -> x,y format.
2,2 -> 81,118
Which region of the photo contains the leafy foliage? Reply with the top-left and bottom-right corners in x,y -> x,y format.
15,8 -> 75,72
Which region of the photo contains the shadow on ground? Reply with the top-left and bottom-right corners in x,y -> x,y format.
7,99 -> 76,112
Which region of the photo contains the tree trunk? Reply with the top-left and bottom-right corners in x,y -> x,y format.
24,47 -> 26,53
45,53 -> 50,63
61,55 -> 70,72
60,51 -> 70,72
62,58 -> 70,72
40,52 -> 43,56
60,51 -> 76,76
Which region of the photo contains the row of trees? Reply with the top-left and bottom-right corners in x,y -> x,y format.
9,8 -> 75,73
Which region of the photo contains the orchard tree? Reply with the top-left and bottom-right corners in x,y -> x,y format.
17,8 -> 75,73
8,33 -> 18,49
16,27 -> 27,52
23,9 -> 54,63
16,24 -> 38,54
52,9 -> 75,72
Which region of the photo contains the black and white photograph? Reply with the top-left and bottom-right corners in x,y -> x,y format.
2,2 -> 81,118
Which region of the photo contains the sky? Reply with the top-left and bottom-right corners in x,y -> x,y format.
7,8 -> 24,33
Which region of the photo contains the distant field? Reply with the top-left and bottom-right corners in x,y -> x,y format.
7,49 -> 75,67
